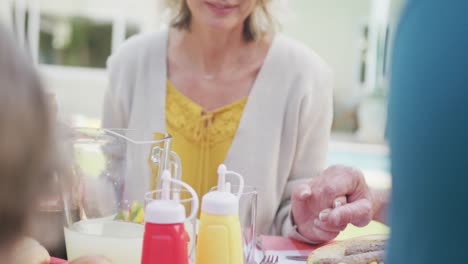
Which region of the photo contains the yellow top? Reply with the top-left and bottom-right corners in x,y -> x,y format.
161,80 -> 247,199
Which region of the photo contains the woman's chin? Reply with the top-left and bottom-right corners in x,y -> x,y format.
204,19 -> 240,33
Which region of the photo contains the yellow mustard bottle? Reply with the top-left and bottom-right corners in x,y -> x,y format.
196,164 -> 245,264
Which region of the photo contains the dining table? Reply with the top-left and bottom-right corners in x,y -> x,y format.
257,220 -> 388,263
50,220 -> 388,264
49,235 -> 315,264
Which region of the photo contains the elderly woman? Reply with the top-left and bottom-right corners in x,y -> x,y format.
0,25 -> 111,264
103,0 -> 379,243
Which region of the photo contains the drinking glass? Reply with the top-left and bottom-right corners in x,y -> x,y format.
211,185 -> 258,264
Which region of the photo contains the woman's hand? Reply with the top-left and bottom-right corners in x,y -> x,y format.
291,165 -> 374,243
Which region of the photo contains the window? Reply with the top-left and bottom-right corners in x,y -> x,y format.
39,14 -> 139,68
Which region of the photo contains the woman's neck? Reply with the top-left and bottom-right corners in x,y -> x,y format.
179,20 -> 252,76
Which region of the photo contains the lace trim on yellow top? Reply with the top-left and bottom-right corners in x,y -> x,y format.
166,80 -> 248,146
164,80 -> 248,200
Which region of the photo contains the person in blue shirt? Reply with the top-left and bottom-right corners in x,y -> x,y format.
293,2 -> 468,263
387,0 -> 468,262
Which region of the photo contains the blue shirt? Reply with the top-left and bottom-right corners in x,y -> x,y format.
388,0 -> 468,263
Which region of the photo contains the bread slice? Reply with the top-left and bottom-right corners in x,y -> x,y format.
307,234 -> 387,264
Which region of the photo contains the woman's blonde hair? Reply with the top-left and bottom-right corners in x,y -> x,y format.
162,0 -> 279,41
0,25 -> 54,248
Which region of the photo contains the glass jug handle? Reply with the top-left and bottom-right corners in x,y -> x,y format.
148,146 -> 183,194
169,151 -> 182,201
169,151 -> 182,182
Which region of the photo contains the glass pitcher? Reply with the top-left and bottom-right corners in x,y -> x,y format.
60,128 -> 181,264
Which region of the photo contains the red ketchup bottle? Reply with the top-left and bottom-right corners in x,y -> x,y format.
141,170 -> 199,264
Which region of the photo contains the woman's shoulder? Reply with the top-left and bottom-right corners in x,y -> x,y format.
270,34 -> 333,96
107,29 -> 168,69
272,34 -> 332,77
105,30 -> 168,108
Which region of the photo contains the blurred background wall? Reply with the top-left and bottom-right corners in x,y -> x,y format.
284,0 -> 372,111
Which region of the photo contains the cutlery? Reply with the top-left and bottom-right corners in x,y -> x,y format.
260,255 -> 279,264
286,255 -> 308,261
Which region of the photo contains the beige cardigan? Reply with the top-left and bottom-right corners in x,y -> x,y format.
102,29 -> 333,237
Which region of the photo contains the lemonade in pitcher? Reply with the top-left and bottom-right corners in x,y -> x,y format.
65,218 -> 144,264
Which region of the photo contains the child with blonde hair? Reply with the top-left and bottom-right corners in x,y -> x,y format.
0,24 -> 110,264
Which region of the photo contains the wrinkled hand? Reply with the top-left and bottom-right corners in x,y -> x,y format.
70,256 -> 112,264
291,165 -> 373,243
